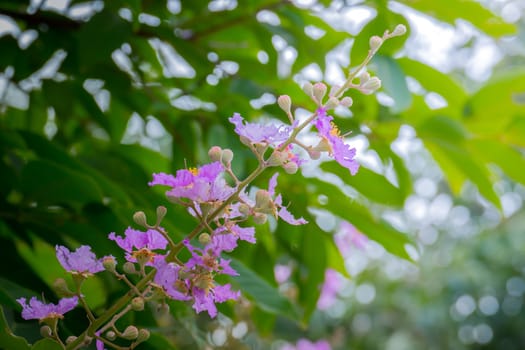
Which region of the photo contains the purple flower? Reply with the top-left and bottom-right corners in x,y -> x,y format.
274,264 -> 292,284
317,269 -> 343,310
56,245 -> 107,275
183,239 -> 238,276
229,113 -> 292,145
267,173 -> 307,225
211,224 -> 256,252
153,251 -> 240,318
334,221 -> 368,257
17,296 -> 78,320
150,162 -> 234,203
192,283 -> 240,318
109,227 -> 168,263
314,108 -> 359,175
153,258 -> 191,301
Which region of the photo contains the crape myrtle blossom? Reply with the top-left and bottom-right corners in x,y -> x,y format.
313,107 -> 359,175
149,161 -> 235,205
265,173 -> 308,225
152,239 -> 240,318
108,227 -> 168,263
334,221 -> 368,257
56,245 -> 109,275
17,296 -> 78,321
317,268 -> 344,310
229,112 -> 293,145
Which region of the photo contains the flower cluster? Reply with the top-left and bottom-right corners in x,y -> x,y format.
15,23 -> 407,349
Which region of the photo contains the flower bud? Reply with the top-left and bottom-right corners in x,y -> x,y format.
283,161 -> 298,174
313,82 -> 327,104
66,336 -> 77,344
340,96 -> 353,107
221,148 -> 234,164
391,24 -> 407,36
156,206 -> 167,225
267,150 -> 288,167
102,256 -> 117,273
277,95 -> 292,114
122,326 -> 139,340
106,330 -> 116,341
198,233 -> 211,244
358,71 -> 370,84
324,96 -> 339,110
369,35 -> 383,51
303,82 -> 313,96
208,146 -> 222,162
131,297 -> 145,311
136,329 -> 151,343
53,278 -> 74,297
123,261 -> 137,275
360,77 -> 381,94
40,325 -> 52,338
307,148 -> 321,160
255,190 -> 273,212
238,203 -> 251,217
253,212 -> 268,225
133,211 -> 148,228
157,302 -> 170,314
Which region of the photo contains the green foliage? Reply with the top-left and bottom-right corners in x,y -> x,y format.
0,0 -> 523,349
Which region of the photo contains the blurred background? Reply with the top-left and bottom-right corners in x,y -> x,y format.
1,0 -> 524,349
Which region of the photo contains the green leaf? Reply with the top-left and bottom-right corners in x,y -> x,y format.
407,0 -> 516,37
426,140 -> 501,209
230,258 -> 298,319
20,159 -> 104,205
373,55 -> 412,113
398,57 -> 468,111
31,339 -> 62,350
321,162 -> 406,206
0,305 -> 31,350
310,179 -> 412,260
299,225 -> 327,321
469,139 -> 525,186
463,69 -> 525,134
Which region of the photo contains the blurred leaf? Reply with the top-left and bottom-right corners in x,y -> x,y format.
373,54 -> 412,113
469,139 -> 525,186
299,225 -> 326,321
230,258 -> 298,319
31,339 -> 62,350
398,57 -> 467,111
463,69 -> 525,134
20,160 -> 103,205
405,0 -> 516,37
309,179 -> 412,260
321,162 -> 406,206
0,305 -> 31,350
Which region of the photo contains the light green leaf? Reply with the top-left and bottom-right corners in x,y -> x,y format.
469,139 -> 525,186
464,69 -> 525,134
406,0 -> 516,37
